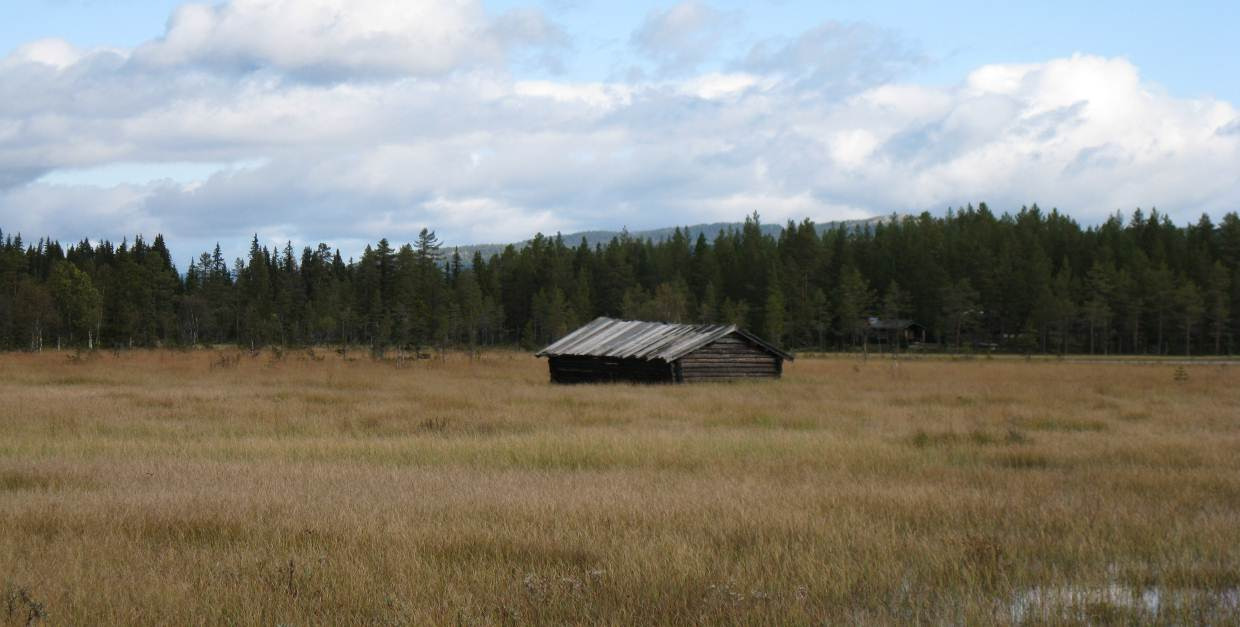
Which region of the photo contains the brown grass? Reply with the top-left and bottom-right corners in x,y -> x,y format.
2,350 -> 1239,624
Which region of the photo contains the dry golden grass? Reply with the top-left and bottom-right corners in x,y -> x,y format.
2,349 -> 1239,624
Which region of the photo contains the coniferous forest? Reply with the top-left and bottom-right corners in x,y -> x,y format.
1,204 -> 1238,355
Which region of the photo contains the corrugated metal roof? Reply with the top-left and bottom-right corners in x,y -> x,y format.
535,317 -> 793,362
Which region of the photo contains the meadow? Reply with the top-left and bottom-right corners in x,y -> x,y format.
2,349 -> 1239,624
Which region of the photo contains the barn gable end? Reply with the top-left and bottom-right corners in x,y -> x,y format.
675,333 -> 782,382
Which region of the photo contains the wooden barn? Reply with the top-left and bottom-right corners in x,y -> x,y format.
864,318 -> 928,348
535,317 -> 793,384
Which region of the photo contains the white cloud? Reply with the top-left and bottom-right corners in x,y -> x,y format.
631,1 -> 735,77
4,38 -> 87,70
0,1 -> 1237,265
130,0 -> 564,80
0,181 -> 157,238
738,20 -> 924,95
677,72 -> 769,100
876,55 -> 1240,213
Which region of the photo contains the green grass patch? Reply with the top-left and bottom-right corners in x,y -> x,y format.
992,451 -> 1052,469
0,469 -> 88,492
908,429 -> 1029,448
1015,417 -> 1109,432
711,412 -> 818,431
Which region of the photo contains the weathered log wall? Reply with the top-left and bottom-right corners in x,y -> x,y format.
548,355 -> 675,384
675,334 -> 782,382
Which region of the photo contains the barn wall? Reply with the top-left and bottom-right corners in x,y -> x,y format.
675,334 -> 782,382
548,356 -> 675,384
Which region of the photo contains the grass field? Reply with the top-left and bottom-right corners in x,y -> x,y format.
2,349 -> 1239,624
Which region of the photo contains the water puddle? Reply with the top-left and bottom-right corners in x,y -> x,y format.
1009,584 -> 1240,622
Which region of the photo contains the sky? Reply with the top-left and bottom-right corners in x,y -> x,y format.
1,0 -> 1238,267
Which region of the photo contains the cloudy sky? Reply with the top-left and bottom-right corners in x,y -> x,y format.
1,0 -> 1238,266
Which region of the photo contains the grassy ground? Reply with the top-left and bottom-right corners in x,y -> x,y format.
2,349 -> 1239,624
798,349 -> 1240,363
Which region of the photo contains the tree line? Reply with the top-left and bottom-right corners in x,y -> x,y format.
1,204 -> 1238,355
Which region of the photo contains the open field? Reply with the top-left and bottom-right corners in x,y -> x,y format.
797,351 -> 1240,366
2,350 -> 1240,624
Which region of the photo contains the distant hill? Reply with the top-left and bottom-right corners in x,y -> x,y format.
446,216 -> 895,260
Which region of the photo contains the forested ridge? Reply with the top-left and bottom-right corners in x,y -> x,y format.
2,204 -> 1238,355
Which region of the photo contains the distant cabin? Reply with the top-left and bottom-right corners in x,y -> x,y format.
535,317 -> 793,384
863,317 -> 928,348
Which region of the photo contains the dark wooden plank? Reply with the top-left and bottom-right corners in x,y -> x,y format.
681,356 -> 773,363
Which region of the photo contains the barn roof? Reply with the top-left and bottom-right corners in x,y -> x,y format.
535,317 -> 793,362
866,318 -> 920,331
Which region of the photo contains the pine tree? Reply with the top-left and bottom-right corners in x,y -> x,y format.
698,281 -> 718,324
940,279 -> 980,351
763,278 -> 785,347
835,267 -> 874,349
15,277 -> 58,350
1147,264 -> 1175,354
1175,281 -> 1205,356
48,261 -> 102,348
1207,261 -> 1231,354
456,268 -> 485,353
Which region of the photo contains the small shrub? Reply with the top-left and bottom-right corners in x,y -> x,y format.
716,413 -> 816,430
65,348 -> 98,364
909,429 -> 1023,448
968,429 -> 996,445
4,584 -> 47,625
1082,600 -> 1143,624
0,471 -> 60,492
961,534 -> 1006,575
418,417 -> 450,433
1004,429 -> 1030,445
910,430 -> 956,448
210,352 -> 241,370
1016,417 -> 1108,433
993,451 -> 1051,469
